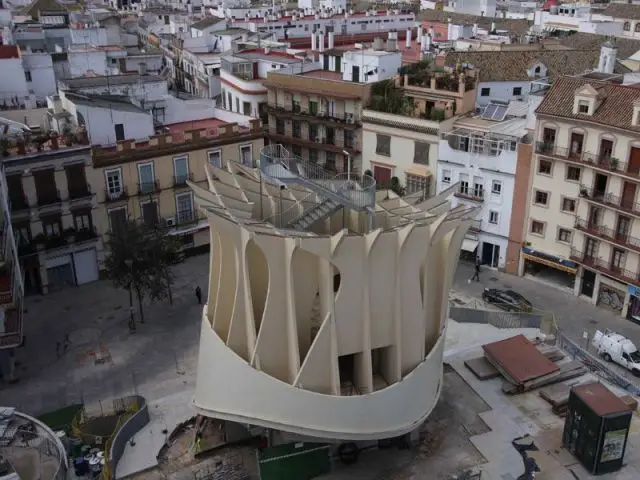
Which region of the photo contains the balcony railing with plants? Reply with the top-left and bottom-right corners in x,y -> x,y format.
535,141 -> 637,179
578,185 -> 640,217
574,218 -> 640,253
138,180 -> 160,195
399,60 -> 477,92
454,190 -> 484,202
173,173 -> 193,188
105,188 -> 128,203
0,126 -> 89,159
570,247 -> 640,286
267,103 -> 361,125
469,219 -> 482,232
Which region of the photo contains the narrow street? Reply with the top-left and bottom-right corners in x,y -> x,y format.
0,254 -> 638,416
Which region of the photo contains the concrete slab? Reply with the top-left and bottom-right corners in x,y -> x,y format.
465,356 -> 500,380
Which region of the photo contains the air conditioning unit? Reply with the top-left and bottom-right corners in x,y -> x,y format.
166,217 -> 176,227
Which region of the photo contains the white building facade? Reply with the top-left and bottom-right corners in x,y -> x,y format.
437,111 -> 528,269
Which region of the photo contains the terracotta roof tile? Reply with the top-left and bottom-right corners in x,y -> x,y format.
417,10 -> 532,36
558,32 -> 640,59
444,48 -> 600,83
536,75 -> 640,132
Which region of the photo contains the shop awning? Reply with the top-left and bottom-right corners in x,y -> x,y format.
461,238 -> 479,252
522,253 -> 577,274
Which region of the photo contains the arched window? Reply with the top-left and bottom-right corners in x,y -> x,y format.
624,21 -> 631,31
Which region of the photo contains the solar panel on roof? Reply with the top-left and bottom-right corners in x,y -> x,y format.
491,105 -> 508,121
482,104 -> 498,119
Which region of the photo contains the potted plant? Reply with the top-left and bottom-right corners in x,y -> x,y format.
0,138 -> 10,157
49,131 -> 59,150
62,125 -> 73,146
610,157 -> 619,171
364,169 -> 373,178
32,135 -> 48,152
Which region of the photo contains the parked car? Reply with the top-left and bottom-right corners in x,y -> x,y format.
482,288 -> 533,312
592,329 -> 640,376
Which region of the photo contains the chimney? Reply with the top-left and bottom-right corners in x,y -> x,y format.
598,40 -> 618,74
406,28 -> 412,48
373,37 -> 384,51
318,32 -> 325,52
311,31 -> 317,51
429,27 -> 434,37
387,38 -> 397,51
388,30 -> 397,41
472,23 -> 478,37
423,34 -> 431,51
490,22 -> 496,32
417,25 -> 423,40
328,31 -> 335,49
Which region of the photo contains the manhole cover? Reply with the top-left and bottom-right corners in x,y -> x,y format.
69,327 -> 101,346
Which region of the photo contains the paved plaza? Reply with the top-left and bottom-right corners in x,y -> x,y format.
0,254 -> 639,416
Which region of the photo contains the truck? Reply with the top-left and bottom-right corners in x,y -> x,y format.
591,329 -> 640,376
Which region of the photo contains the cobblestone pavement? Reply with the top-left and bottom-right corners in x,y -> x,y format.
1,254 -> 638,415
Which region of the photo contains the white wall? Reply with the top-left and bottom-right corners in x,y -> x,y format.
476,80 -> 531,107
68,50 -> 108,77
122,55 -> 163,73
70,27 -> 108,46
22,53 -> 56,100
342,51 -> 401,83
0,58 -> 29,107
220,69 -> 267,117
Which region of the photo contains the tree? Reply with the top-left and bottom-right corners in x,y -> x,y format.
389,177 -> 405,197
103,220 -> 183,331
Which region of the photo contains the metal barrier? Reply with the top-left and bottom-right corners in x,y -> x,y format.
449,305 -> 557,336
105,395 -> 149,480
556,332 -> 640,396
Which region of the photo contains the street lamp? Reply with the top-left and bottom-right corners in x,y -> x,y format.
342,149 -> 351,182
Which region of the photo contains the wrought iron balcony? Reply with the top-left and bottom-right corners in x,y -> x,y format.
173,173 -> 193,188
570,247 -> 640,286
267,103 -> 361,126
536,142 -> 637,180
469,219 -> 482,232
36,189 -> 61,207
574,218 -> 640,253
579,186 -> 640,218
138,180 -> 160,195
74,227 -> 98,242
105,188 -> 128,203
68,185 -> 93,201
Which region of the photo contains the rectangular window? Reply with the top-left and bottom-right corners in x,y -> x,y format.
309,149 -> 318,163
105,169 -> 123,199
309,124 -> 318,141
325,152 -> 336,170
578,100 -> 589,114
561,197 -> 576,213
137,162 -> 156,194
611,247 -> 625,271
442,170 -> 451,184
73,212 -> 91,230
227,92 -> 232,110
108,207 -> 127,233
489,211 -> 499,224
176,192 -> 194,224
557,228 -> 572,243
25,70 -> 32,82
512,86 -> 522,96
531,220 -> 545,235
460,180 -> 469,195
473,181 -> 484,199
114,123 -> 125,142
534,190 -> 549,206
538,159 -> 552,175
413,141 -> 430,165
43,218 -> 62,237
141,200 -> 159,227
344,130 -> 354,149
326,127 -> 335,145
208,149 -> 222,168
240,145 -> 253,166
309,101 -> 318,115
566,166 -> 581,181
480,87 -> 491,97
243,101 -> 251,116
376,134 -> 391,156
491,180 -> 502,195
174,155 -> 189,184
275,118 -> 285,135
235,97 -> 240,112
292,120 -> 301,138
406,174 -> 430,197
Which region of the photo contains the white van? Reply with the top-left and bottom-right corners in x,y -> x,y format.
592,329 -> 640,376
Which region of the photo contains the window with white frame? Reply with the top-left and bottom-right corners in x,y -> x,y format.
208,149 -> 222,168
489,211 -> 499,224
176,192 -> 194,224
138,162 -> 156,194
174,155 -> 189,184
406,174 -> 430,197
105,169 -> 123,199
442,169 -> 451,184
240,145 -> 253,166
491,180 -> 502,195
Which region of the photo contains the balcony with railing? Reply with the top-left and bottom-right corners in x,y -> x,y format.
68,185 -> 93,201
578,186 -> 640,218
138,180 -> 160,196
104,188 -> 128,203
173,173 -> 193,188
454,187 -> 484,203
536,142 -> 640,181
36,189 -> 62,208
9,195 -> 30,213
574,218 -> 640,253
469,219 -> 482,232
570,247 -> 640,286
267,102 -> 361,126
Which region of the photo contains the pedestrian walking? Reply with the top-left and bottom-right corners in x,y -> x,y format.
471,258 -> 481,282
195,285 -> 202,305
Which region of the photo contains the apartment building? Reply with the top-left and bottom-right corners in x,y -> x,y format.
90,117 -> 264,252
264,43 -> 402,173
438,102 -> 532,270
1,121 -> 98,295
525,74 -> 640,320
